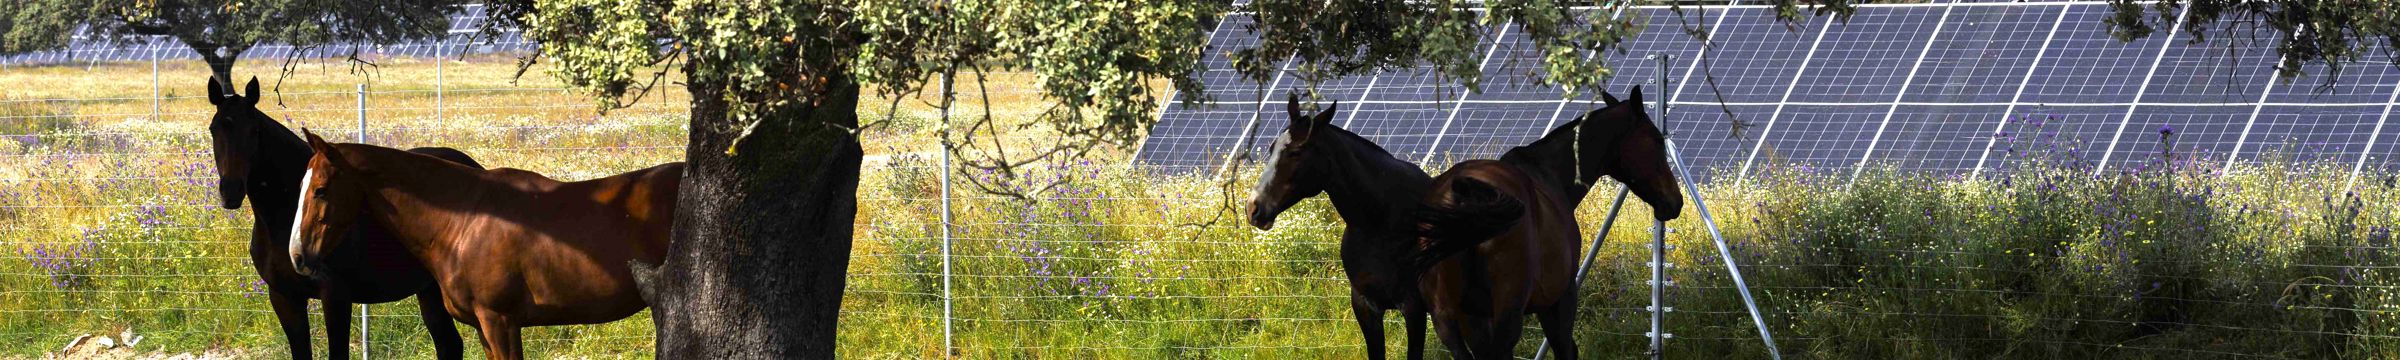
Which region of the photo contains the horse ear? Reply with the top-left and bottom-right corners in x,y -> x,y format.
207,78 -> 227,106
1285,93 -> 1303,126
1600,89 -> 1620,105
1312,100 -> 1338,128
242,77 -> 262,106
1628,85 -> 1644,106
302,129 -> 333,157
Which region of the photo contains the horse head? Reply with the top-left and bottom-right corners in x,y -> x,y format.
206,77 -> 270,209
289,130 -> 372,279
1247,94 -> 1340,231
1569,86 -> 1684,220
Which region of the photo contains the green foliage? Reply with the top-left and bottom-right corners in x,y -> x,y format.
1239,0 -> 1641,97
2107,0 -> 2400,84
0,0 -> 468,77
515,0 -> 1214,154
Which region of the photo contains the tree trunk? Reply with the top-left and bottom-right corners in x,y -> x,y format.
632,70 -> 862,358
187,41 -> 244,87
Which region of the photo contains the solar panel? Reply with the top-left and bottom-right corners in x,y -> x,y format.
1868,105 -> 2009,173
0,6 -> 533,67
1131,14 -> 1274,172
1984,105 -> 2131,172
2097,105 -> 2251,169
1901,4 -> 2059,103
1663,104 -> 1776,183
2138,28 -> 2279,104
2018,4 -> 2170,105
2241,105 -> 2385,164
1753,104 -> 1886,169
1677,8 -> 1827,104
1785,7 -> 1941,104
1140,2 -> 2400,181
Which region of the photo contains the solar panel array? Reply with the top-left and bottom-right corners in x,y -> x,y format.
0,4 -> 536,65
1136,1 -> 2400,184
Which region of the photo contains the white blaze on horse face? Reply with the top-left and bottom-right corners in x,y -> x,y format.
1249,133 -> 1292,204
288,168 -> 315,268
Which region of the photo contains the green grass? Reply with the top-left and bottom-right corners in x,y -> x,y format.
6,58 -> 2400,359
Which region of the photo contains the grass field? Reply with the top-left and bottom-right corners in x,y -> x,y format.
5,57 -> 2400,359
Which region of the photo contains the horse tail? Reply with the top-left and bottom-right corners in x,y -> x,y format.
1409,177 -> 1525,274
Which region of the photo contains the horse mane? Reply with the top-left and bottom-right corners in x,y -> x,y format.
1313,123 -> 1414,172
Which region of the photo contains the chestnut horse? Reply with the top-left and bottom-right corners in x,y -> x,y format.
1408,86 -> 1685,359
286,131 -> 681,360
1248,96 -> 1435,359
205,77 -> 475,360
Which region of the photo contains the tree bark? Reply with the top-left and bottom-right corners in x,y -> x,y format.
632,70 -> 862,358
185,41 -> 245,88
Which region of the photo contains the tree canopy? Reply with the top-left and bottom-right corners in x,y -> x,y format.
503,0 -> 1214,195
0,0 -> 469,84
2104,0 -> 2400,84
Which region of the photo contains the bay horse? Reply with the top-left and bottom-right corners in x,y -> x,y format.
206,77 -> 478,360
287,130 -> 681,360
1407,86 -> 1685,359
1247,95 -> 1435,360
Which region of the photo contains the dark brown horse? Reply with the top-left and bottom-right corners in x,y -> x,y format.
206,77 -> 476,360
1408,86 -> 1685,359
287,131 -> 682,360
1248,95 -> 1435,359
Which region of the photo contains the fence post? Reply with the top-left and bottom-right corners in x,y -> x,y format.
1657,52 -> 1785,360
151,37 -> 160,121
437,42 -> 445,123
938,66 -> 957,358
354,82 -> 371,360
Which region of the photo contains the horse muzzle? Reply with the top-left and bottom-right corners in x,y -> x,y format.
290,254 -> 327,280
218,181 -> 245,209
1654,204 -> 1684,221
1246,202 -> 1277,231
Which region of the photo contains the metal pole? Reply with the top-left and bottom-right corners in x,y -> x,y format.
354,82 -> 369,360
151,39 -> 160,121
1659,52 -> 1784,359
1647,219 -> 1669,360
357,84 -> 369,142
938,67 -> 957,357
436,44 -> 445,123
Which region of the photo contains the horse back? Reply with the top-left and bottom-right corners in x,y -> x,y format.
539,162 -> 684,264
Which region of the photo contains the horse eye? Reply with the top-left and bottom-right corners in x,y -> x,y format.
312,188 -> 327,199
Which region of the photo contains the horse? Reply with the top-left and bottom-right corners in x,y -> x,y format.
206,77 -> 478,360
1406,86 -> 1685,359
1247,95 -> 1436,360
286,130 -> 682,360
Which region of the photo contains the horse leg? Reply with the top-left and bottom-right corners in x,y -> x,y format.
320,289 -> 353,360
1351,298 -> 1389,360
1471,315 -> 1524,360
472,309 -> 523,360
1404,307 -> 1429,360
1432,314 -> 1475,360
267,289 -> 314,359
1535,302 -> 1578,360
416,287 -> 466,360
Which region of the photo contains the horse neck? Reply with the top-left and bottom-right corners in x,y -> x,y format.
1312,135 -> 1432,228
1500,126 -> 1613,203
340,145 -> 499,259
244,114 -> 315,219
